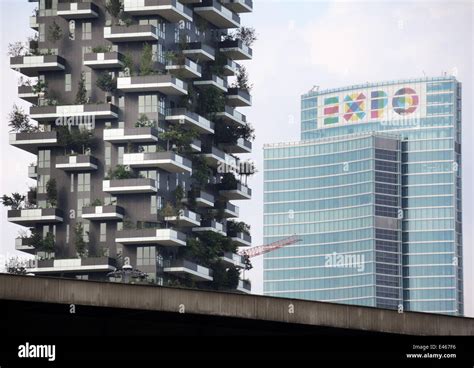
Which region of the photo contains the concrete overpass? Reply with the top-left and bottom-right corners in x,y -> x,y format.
0,274 -> 472,335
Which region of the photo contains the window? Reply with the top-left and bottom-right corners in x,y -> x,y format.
38,150 -> 51,168
105,143 -> 111,169
39,24 -> 45,42
82,22 -> 92,40
83,223 -> 90,243
66,224 -> 70,244
38,174 -> 50,194
151,195 -> 157,214
77,173 -> 91,192
118,146 -> 124,164
84,70 -> 91,91
138,95 -> 158,122
100,223 -> 107,242
137,246 -> 156,266
77,198 -> 89,217
70,173 -> 75,192
65,74 -> 71,92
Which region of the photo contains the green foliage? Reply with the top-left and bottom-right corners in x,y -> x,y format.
92,45 -> 113,53
160,124 -> 199,153
7,41 -> 28,57
122,50 -> 135,76
140,43 -> 153,76
232,64 -> 252,91
182,232 -> 235,268
75,72 -> 88,105
1,193 -> 25,210
74,222 -> 87,258
88,199 -> 103,207
220,172 -> 238,188
8,105 -> 34,133
196,87 -> 225,118
105,0 -> 123,22
47,21 -> 63,43
226,220 -> 251,235
32,79 -> 48,95
214,121 -> 255,145
40,232 -> 55,253
107,165 -> 139,180
46,178 -> 57,207
96,72 -> 116,93
191,155 -> 212,187
135,114 -> 155,128
210,262 -> 240,290
231,26 -> 257,47
58,127 -> 95,154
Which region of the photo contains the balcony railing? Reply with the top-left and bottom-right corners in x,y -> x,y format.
82,205 -> 125,221
123,151 -> 192,173
9,131 -> 59,153
190,139 -> 202,152
15,237 -> 35,254
116,228 -> 187,246
219,181 -> 252,200
194,74 -> 228,92
29,15 -> 39,30
28,257 -> 117,274
18,85 -> 39,103
10,55 -> 66,77
220,252 -> 245,268
215,106 -> 247,126
103,127 -> 159,143
55,155 -> 99,171
219,39 -> 253,60
84,52 -> 124,69
226,88 -> 252,107
222,58 -> 239,76
163,259 -> 213,281
194,0 -> 240,28
182,42 -> 215,61
165,108 -> 214,134
8,208 -> 64,226
164,209 -> 201,227
166,57 -> 202,79
183,190 -> 215,208
222,0 -> 253,13
221,137 -> 252,154
237,279 -> 251,293
30,104 -> 119,121
123,0 -> 193,22
193,219 -> 226,236
103,178 -> 158,194
228,231 -> 252,247
28,164 -> 38,179
57,2 -> 99,19
201,146 -> 238,169
104,25 -> 159,42
220,201 -> 239,218
117,74 -> 187,95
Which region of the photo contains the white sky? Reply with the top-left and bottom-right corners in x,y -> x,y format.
0,0 -> 473,316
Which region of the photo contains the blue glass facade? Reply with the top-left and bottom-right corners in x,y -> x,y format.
264,77 -> 463,315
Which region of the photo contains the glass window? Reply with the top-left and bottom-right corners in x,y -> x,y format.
77,173 -> 91,192
38,150 -> 51,168
137,246 -> 156,266
82,22 -> 92,40
100,223 -> 107,242
65,74 -> 71,92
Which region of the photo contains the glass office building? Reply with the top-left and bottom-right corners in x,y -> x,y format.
263,77 -> 463,315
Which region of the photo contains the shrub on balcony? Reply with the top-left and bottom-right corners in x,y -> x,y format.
32,79 -> 48,95
74,222 -> 88,258
7,41 -> 28,57
140,43 -> 154,76
160,124 -> 199,153
224,26 -> 257,47
0,193 -> 26,210
46,178 -> 57,208
96,72 -> 117,95
47,21 -> 63,44
87,199 -> 103,207
75,72 -> 88,105
227,220 -> 251,236
214,121 -> 255,145
196,87 -> 225,118
191,156 -> 213,187
231,64 -> 252,91
105,0 -> 124,24
106,165 -> 140,180
40,232 -> 55,253
8,105 -> 36,133
92,45 -> 113,53
135,114 -> 155,128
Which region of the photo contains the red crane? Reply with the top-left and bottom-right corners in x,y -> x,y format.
238,235 -> 301,258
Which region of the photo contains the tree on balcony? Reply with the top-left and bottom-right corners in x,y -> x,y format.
46,179 -> 57,208
96,72 -> 117,96
105,0 -> 124,25
227,220 -> 251,236
75,72 -> 88,105
74,222 -> 88,258
7,41 -> 28,57
224,26 -> 257,47
40,232 -> 55,254
8,105 -> 36,133
160,124 -> 199,153
47,21 -> 63,44
122,50 -> 135,76
231,65 -> 252,91
106,165 -> 141,180
191,156 -> 213,187
196,87 -> 225,119
212,262 -> 240,290
92,45 -> 113,53
0,193 -> 25,210
140,43 -> 154,76
32,79 -> 48,96
214,121 -> 255,145
135,114 -> 155,128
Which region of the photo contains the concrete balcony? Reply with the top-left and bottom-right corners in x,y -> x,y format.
8,208 -> 64,226
182,42 -> 215,61
201,146 -> 238,169
219,181 -> 252,200
55,155 -> 99,171
222,59 -> 239,76
219,201 -> 239,218
84,52 -> 124,69
28,257 -> 117,275
190,139 -> 202,153
15,237 -> 35,254
164,259 -> 213,282
30,103 -> 119,122
81,205 -> 125,221
9,131 -> 59,153
28,164 -> 38,179
194,74 -> 228,92
221,138 -> 252,154
222,0 -> 253,13
219,39 -> 252,60
226,88 -> 252,107
166,58 -> 201,79
165,209 -> 201,227
194,0 -> 240,28
10,55 -> 66,77
228,231 -> 252,247
103,178 -> 158,194
104,25 -> 159,42
215,106 -> 247,126
103,127 -> 159,143
193,219 -> 226,236
18,85 -> 39,104
29,15 -> 39,31
182,190 -> 215,208
57,2 -> 99,19
123,152 -> 192,173
116,228 -> 186,246
123,0 -> 193,22
117,74 -> 187,95
237,279 -> 251,293
165,108 -> 214,134
220,252 -> 245,268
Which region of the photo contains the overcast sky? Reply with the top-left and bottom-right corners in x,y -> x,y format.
0,0 -> 473,316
